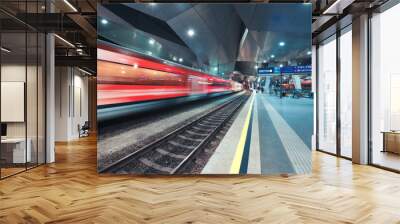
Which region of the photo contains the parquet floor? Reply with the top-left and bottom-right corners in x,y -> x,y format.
1,135 -> 400,223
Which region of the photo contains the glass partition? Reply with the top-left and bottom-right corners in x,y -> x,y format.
339,27 -> 352,158
1,30 -> 28,177
370,3 -> 400,171
317,35 -> 337,154
0,2 -> 46,179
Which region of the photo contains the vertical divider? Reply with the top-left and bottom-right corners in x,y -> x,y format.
336,27 -> 341,157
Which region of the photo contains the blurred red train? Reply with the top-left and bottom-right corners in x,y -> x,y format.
97,44 -> 242,107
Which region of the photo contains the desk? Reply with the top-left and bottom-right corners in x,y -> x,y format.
1,138 -> 31,163
382,131 -> 400,154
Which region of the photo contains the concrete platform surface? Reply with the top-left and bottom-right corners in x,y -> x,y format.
202,92 -> 313,174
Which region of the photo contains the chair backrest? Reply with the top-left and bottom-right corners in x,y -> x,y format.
82,121 -> 90,129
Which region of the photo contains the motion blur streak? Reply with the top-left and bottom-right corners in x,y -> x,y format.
97,44 -> 242,121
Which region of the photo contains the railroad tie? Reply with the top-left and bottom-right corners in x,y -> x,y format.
186,130 -> 208,136
156,148 -> 186,159
169,140 -> 196,150
178,134 -> 202,142
139,158 -> 173,173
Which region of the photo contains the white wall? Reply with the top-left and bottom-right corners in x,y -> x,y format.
371,4 -> 400,156
1,63 -> 46,164
1,65 -> 42,137
54,67 -> 89,141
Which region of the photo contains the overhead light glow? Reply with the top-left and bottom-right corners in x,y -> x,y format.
63,0 -> 78,12
179,58 -> 183,62
54,34 -> 75,48
279,64 -> 283,68
214,67 -> 218,71
148,39 -> 155,45
263,60 -> 267,63
173,56 -> 177,61
133,63 -> 138,69
187,29 -> 195,37
307,51 -> 312,55
148,51 -> 152,55
101,19 -> 108,25
279,41 -> 285,47
270,54 -> 275,58
254,65 -> 258,69
149,3 -> 157,6
1,47 -> 11,53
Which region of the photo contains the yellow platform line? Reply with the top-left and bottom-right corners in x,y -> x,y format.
230,93 -> 255,174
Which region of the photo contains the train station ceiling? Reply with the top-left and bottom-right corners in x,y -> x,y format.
100,3 -> 312,76
1,0 -> 382,76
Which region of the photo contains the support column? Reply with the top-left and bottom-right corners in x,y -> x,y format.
312,45 -> 317,150
46,32 -> 55,163
88,76 -> 97,133
352,14 -> 369,164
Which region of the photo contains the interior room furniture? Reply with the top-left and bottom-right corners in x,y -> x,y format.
0,138 -> 31,164
382,131 -> 400,154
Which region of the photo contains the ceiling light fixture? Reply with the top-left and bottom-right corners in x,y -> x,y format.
63,0 -> 78,12
279,64 -> 283,68
54,34 -> 75,48
173,56 -> 177,61
101,19 -> 108,25
270,54 -> 275,58
179,58 -> 183,62
148,39 -> 155,45
279,41 -> 285,47
307,51 -> 312,55
254,65 -> 258,69
187,29 -> 195,37
263,60 -> 267,63
1,47 -> 11,53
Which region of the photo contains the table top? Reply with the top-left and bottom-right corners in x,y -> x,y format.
1,138 -> 27,143
381,131 -> 400,134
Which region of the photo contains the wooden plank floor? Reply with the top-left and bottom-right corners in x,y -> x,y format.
1,135 -> 400,224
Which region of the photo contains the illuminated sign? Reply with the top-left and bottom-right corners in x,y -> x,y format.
258,65 -> 311,75
258,67 -> 280,75
281,65 -> 312,73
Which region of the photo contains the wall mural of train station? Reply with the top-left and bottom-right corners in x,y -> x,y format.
97,3 -> 313,175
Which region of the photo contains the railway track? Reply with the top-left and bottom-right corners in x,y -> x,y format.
100,94 -> 249,174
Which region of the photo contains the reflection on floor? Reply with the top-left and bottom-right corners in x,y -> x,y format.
1,136 -> 400,223
0,167 -> 25,178
373,150 -> 400,171
1,162 -> 44,179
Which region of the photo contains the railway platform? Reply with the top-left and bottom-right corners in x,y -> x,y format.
202,91 -> 313,175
